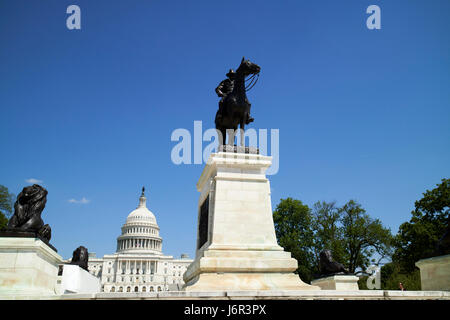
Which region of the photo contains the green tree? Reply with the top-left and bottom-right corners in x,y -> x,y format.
339,200 -> 393,273
0,212 -> 7,230
273,198 -> 393,281
311,201 -> 345,274
273,198 -> 315,283
392,178 -> 449,272
0,185 -> 15,230
380,262 -> 421,290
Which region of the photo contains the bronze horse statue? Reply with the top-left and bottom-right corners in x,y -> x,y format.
215,57 -> 260,146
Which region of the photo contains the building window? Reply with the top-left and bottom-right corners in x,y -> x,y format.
111,287 -> 115,292
134,286 -> 139,292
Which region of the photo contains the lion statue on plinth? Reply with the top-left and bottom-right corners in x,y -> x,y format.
319,250 -> 349,276
6,184 -> 52,242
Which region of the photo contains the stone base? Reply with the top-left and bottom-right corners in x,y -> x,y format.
311,275 -> 359,291
0,237 -> 63,295
218,145 -> 259,154
183,248 -> 318,291
56,264 -> 101,294
183,152 -> 319,292
184,272 -> 316,292
0,230 -> 57,252
416,254 -> 450,291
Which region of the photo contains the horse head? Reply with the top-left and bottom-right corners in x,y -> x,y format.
237,57 -> 261,77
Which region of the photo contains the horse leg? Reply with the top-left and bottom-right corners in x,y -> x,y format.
239,121 -> 245,147
216,127 -> 223,147
217,127 -> 227,149
227,127 -> 236,146
221,128 -> 227,148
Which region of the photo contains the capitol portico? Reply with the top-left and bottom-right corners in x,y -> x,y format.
87,188 -> 192,293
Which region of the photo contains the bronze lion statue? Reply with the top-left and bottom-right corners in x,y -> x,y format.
319,250 -> 349,276
70,246 -> 89,271
7,184 -> 51,242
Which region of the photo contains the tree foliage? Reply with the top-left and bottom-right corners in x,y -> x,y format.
311,201 -> 345,274
273,198 -> 315,282
0,212 -> 7,231
273,198 -> 393,281
393,178 -> 449,272
339,200 -> 393,273
0,185 -> 14,230
380,262 -> 421,291
374,178 -> 449,290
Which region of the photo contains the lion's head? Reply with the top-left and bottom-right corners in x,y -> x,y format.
18,184 -> 47,210
320,250 -> 334,263
8,184 -> 48,230
71,246 -> 89,271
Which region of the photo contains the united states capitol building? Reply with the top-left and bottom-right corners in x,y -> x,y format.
86,188 -> 193,293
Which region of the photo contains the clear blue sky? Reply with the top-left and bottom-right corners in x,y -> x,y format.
1,0 -> 449,260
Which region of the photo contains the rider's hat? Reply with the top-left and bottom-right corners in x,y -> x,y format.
226,69 -> 236,78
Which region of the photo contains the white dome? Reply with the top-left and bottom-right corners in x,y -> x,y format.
116,187 -> 163,254
126,205 -> 157,224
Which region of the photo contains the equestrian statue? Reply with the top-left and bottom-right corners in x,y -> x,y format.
215,57 -> 260,147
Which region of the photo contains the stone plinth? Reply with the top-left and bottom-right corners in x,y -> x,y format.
416,254 -> 450,291
0,237 -> 63,295
56,264 -> 101,294
311,275 -> 359,291
183,152 -> 319,291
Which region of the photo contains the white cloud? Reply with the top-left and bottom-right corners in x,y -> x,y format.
68,197 -> 90,204
25,178 -> 43,184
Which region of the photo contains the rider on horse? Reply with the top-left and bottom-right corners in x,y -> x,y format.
215,69 -> 254,124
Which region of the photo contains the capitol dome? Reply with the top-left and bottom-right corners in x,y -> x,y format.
116,187 -> 162,254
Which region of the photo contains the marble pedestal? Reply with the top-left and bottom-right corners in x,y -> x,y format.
416,254 -> 450,291
311,275 -> 360,291
56,264 -> 101,294
183,151 -> 319,291
0,237 -> 63,295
